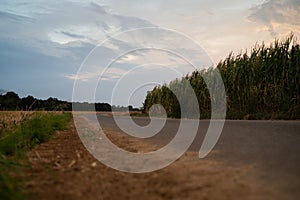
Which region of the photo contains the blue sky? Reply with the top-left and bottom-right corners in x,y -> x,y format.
1,0 -> 299,107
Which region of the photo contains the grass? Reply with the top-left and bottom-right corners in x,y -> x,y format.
0,112 -> 72,200
0,112 -> 34,135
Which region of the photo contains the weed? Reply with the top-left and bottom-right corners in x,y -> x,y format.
0,112 -> 72,199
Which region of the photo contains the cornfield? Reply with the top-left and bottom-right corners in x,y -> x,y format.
143,33 -> 300,119
0,111 -> 33,134
0,111 -> 66,135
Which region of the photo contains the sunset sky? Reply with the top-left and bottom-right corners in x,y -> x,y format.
1,0 -> 299,107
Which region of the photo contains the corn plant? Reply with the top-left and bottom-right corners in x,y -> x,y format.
143,33 -> 300,119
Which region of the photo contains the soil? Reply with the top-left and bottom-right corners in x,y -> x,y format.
22,121 -> 283,200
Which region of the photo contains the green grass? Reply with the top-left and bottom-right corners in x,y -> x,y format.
0,112 -> 72,200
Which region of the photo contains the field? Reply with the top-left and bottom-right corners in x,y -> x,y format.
0,111 -> 34,133
0,111 -> 72,199
143,34 -> 300,119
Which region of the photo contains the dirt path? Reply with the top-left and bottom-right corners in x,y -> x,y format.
23,121 -> 288,200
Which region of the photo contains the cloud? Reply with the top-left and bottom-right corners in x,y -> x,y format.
4,0 -> 291,106
65,67 -> 128,81
116,54 -> 140,63
89,2 -> 107,14
0,1 -> 158,54
248,0 -> 300,36
65,72 -> 97,82
0,0 -> 165,102
0,1 -> 159,81
0,10 -> 33,22
60,31 -> 86,39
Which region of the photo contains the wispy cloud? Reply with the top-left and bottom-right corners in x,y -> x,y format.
0,1 -> 160,100
0,10 -> 34,22
2,0 -> 299,105
65,67 -> 128,81
65,72 -> 97,82
248,0 -> 300,36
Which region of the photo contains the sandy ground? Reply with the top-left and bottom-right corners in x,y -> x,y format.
20,120 -> 290,200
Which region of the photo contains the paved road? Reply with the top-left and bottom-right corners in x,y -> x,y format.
85,114 -> 300,195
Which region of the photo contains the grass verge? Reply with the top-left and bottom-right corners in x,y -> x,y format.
0,112 -> 72,199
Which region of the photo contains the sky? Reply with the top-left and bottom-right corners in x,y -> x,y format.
0,0 -> 299,107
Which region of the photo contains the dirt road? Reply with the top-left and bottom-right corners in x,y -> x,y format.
23,114 -> 300,200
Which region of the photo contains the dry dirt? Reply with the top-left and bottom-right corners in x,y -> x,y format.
22,121 -> 282,200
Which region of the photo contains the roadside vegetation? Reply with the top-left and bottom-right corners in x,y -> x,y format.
143,33 -> 300,119
0,112 -> 72,199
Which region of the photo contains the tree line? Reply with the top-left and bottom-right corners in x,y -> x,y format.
143,33 -> 300,119
0,91 -> 138,112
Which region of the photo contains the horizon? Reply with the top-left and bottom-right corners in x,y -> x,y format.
0,91 -> 140,109
1,0 -> 299,107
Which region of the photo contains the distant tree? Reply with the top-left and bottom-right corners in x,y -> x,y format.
20,95 -> 36,110
95,103 -> 111,111
0,91 -> 20,110
0,91 -> 114,112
